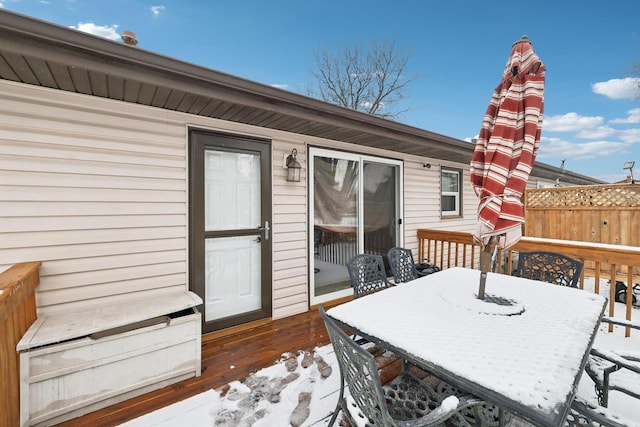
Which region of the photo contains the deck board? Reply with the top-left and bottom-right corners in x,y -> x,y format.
56,308 -> 331,426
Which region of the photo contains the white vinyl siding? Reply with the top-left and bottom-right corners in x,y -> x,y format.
271,143 -> 308,318
0,79 -> 486,321
1,81 -> 188,315
403,163 -> 478,261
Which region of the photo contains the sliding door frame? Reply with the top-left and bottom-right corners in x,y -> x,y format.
308,147 -> 404,305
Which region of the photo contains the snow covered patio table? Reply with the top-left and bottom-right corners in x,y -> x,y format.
326,267 -> 607,426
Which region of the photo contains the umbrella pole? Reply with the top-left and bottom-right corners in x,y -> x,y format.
478,237 -> 497,300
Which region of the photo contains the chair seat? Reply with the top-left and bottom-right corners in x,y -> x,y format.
430,376 -> 503,426
584,317 -> 640,407
383,371 -> 442,421
586,353 -> 640,401
344,371 -> 485,427
564,397 -> 634,427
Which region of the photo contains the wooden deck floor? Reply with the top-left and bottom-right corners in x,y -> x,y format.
58,308 -> 331,427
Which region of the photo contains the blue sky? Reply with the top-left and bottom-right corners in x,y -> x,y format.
2,0 -> 640,183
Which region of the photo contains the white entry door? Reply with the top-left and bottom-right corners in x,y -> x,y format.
190,130 -> 272,333
204,150 -> 262,320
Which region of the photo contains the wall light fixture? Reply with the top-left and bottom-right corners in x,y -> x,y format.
286,149 -> 301,182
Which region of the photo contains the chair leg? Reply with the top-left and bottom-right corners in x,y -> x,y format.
470,406 -> 484,427
327,404 -> 340,427
328,375 -> 346,426
601,365 -> 617,407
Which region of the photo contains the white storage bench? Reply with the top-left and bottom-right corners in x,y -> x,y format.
17,291 -> 202,426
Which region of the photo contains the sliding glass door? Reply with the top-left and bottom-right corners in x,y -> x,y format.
309,148 -> 403,304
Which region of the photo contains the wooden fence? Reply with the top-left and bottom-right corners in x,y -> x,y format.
524,184 -> 640,246
417,229 -> 640,336
1,262 -> 41,427
525,183 -> 640,279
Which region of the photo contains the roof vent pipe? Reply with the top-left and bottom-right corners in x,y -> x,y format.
121,31 -> 138,46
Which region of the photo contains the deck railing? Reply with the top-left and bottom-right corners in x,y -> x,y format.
417,228 -> 640,337
0,262 -> 41,427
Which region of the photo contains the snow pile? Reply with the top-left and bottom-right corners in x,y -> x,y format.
121,345 -> 339,427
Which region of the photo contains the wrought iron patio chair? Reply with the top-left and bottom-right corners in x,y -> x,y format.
563,396 -> 632,427
514,251 -> 583,287
319,305 -> 485,427
585,317 -> 640,408
433,380 -> 508,426
347,253 -> 393,298
387,247 -> 426,284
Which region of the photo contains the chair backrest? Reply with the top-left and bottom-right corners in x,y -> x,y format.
387,247 -> 420,283
319,306 -> 391,425
347,254 -> 392,298
515,251 -> 583,287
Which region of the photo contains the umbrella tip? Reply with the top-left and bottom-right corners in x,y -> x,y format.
513,35 -> 531,46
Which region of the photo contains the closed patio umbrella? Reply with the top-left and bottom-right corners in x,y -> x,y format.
470,35 -> 545,298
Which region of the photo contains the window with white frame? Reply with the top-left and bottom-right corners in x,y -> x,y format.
441,168 -> 462,217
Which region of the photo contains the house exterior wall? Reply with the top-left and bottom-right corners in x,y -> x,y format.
1,80 -> 479,320
1,81 -> 190,315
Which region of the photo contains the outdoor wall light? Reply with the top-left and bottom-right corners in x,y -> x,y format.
623,161 -> 635,184
286,148 -> 301,182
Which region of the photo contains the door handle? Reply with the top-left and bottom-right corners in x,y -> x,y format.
258,220 -> 270,240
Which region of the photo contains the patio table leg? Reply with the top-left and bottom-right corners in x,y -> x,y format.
478,239 -> 497,299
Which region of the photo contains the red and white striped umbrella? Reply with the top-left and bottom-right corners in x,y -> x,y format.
470,35 -> 546,250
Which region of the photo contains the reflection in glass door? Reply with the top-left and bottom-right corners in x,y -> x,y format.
309,148 -> 403,304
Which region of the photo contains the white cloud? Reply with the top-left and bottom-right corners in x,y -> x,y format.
537,136 -> 630,160
543,112 -> 603,132
151,5 -> 165,16
70,22 -> 120,40
576,125 -> 616,139
618,128 -> 640,144
592,78 -> 640,100
610,108 -> 640,124
0,2 -> 4,7
271,83 -> 289,90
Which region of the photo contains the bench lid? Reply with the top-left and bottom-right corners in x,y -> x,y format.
17,291 -> 202,351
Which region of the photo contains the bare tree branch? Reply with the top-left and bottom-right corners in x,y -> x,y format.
308,40 -> 416,119
634,61 -> 640,100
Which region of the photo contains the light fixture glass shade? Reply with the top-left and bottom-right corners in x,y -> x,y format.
286,149 -> 301,182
